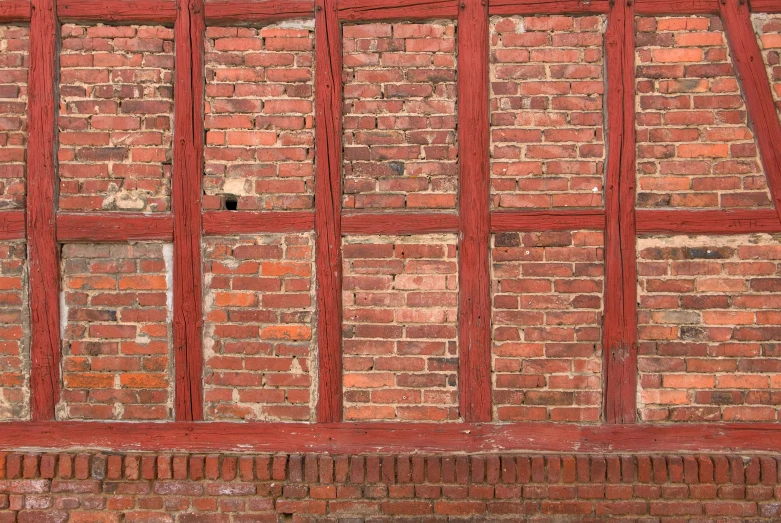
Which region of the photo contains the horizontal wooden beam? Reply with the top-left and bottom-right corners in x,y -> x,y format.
57,0 -> 177,23
634,0 -> 720,15
750,0 -> 781,13
0,211 -> 25,240
337,0 -> 457,21
490,210 -> 606,232
55,213 -> 174,242
0,0 -> 30,22
2,422 -> 781,454
204,0 -> 314,23
488,0 -> 609,16
342,212 -> 459,235
636,209 -> 781,235
202,211 -> 315,236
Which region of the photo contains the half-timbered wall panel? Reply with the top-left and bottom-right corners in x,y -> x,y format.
0,24 -> 27,210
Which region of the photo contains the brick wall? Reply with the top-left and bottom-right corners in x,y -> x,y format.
491,231 -> 603,422
755,13 -> 781,118
0,242 -> 27,420
636,16 -> 771,209
0,25 -> 27,210
490,15 -> 605,210
2,451 -> 781,520
203,233 -> 315,421
59,243 -> 173,420
342,235 -> 459,421
59,24 -> 174,212
342,22 -> 458,210
638,234 -> 781,422
203,23 -> 315,211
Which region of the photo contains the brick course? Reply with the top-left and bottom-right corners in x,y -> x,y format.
636,16 -> 772,209
755,13 -> 781,118
203,23 -> 315,211
59,24 -> 174,212
342,235 -> 459,422
59,243 -> 173,420
490,15 -> 606,210
638,234 -> 781,422
0,25 -> 28,210
203,233 -> 316,422
0,242 -> 27,420
491,231 -> 604,422
342,22 -> 458,211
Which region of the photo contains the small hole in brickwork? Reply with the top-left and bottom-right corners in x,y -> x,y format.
224,195 -> 238,211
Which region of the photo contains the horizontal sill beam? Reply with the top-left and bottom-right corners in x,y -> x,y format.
202,211 -> 315,235
56,213 -> 174,242
0,422 -> 781,453
634,0 -> 720,15
204,0 -> 314,23
338,0 -> 458,21
636,209 -> 781,235
57,0 -> 177,23
342,212 -> 459,235
491,210 -> 606,232
488,0 -> 610,16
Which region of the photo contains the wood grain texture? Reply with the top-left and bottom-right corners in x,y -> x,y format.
172,0 -> 205,422
489,0 -> 609,16
56,213 -> 174,242
490,211 -> 606,232
634,0 -> 720,15
205,0 -> 314,23
458,0 -> 491,423
2,422 -> 781,453
342,213 -> 459,234
750,0 -> 781,13
202,211 -> 315,235
0,211 -> 25,240
315,0 -> 343,423
57,0 -> 176,22
637,210 -> 781,234
0,0 -> 30,22
337,0 -> 457,20
27,0 -> 60,421
721,0 -> 781,226
603,0 -> 637,425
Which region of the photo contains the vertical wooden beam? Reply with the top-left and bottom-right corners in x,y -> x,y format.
27,0 -> 60,421
603,0 -> 638,424
458,0 -> 491,422
315,0 -> 343,422
173,0 -> 205,421
721,0 -> 781,225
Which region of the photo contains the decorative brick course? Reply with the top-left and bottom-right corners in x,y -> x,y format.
636,16 -> 772,209
202,233 -> 316,422
638,234 -> 781,422
342,22 -> 458,211
203,23 -> 315,211
491,231 -> 604,422
0,242 -> 27,420
0,25 -> 28,210
342,235 -> 459,421
58,24 -> 174,212
2,451 -> 781,520
59,243 -> 173,420
490,15 -> 606,210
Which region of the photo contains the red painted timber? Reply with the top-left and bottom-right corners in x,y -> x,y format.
490,211 -> 606,232
56,213 -> 174,242
315,0 -> 343,423
57,0 -> 176,22
337,0 -> 457,20
27,0 -> 59,421
603,0 -> 637,425
751,0 -> 781,13
0,211 -> 25,240
636,210 -> 781,234
0,0 -> 30,22
489,0 -> 609,16
722,0 -> 781,226
202,211 -> 315,236
458,0 -> 491,423
2,422 -> 781,453
634,0 -> 720,15
172,0 -> 205,422
342,213 -> 459,235
205,0 -> 314,23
